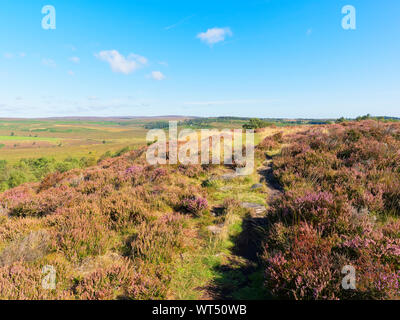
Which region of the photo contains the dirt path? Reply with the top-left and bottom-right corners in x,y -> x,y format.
258,156 -> 283,203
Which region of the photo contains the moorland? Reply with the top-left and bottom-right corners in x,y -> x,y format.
0,116 -> 399,300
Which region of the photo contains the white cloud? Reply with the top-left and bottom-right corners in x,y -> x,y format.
197,27 -> 233,45
306,28 -> 312,36
42,58 -> 56,68
3,52 -> 26,59
69,56 -> 80,63
95,50 -> 147,74
67,70 -> 75,76
148,71 -> 166,81
129,53 -> 148,65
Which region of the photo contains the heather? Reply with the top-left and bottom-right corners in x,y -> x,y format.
260,120 -> 400,299
0,147 -> 215,299
2,120 -> 399,300
0,130 -> 275,300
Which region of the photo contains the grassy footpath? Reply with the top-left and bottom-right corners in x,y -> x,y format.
168,131 -> 285,300
169,200 -> 270,300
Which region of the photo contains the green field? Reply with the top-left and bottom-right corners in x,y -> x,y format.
0,118 -> 158,191
0,116 -> 303,192
0,136 -> 60,141
0,118 -> 154,163
0,117 -> 302,163
0,118 -> 159,191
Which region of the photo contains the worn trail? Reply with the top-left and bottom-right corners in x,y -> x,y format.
200,155 -> 282,300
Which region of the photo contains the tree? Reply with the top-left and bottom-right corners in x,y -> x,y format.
243,118 -> 273,129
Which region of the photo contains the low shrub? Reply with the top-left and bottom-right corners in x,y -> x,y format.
181,196 -> 209,216
259,121 -> 400,299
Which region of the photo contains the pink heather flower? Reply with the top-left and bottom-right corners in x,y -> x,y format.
125,166 -> 143,175
182,196 -> 208,214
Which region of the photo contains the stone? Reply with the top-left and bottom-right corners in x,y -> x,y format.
220,173 -> 238,181
0,230 -> 50,267
207,224 -> 224,235
240,202 -> 267,216
209,173 -> 238,181
251,183 -> 263,190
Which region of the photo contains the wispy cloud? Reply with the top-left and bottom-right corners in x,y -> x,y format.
69,56 -> 80,63
164,15 -> 194,30
67,70 -> 75,76
95,50 -> 147,74
42,58 -> 56,68
197,27 -> 233,46
3,52 -> 27,59
148,71 -> 166,81
306,28 -> 312,36
65,44 -> 77,51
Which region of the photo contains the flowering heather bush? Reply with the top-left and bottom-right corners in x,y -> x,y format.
0,147 -> 211,299
0,262 -> 73,300
125,165 -> 143,175
0,185 -> 35,210
71,258 -> 164,300
177,164 -> 205,178
150,167 -> 168,182
261,121 -> 400,299
9,186 -> 78,218
181,196 -> 209,216
257,132 -> 283,152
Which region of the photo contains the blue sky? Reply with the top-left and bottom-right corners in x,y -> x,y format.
0,0 -> 399,118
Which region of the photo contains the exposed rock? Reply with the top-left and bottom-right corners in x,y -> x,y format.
240,202 -> 267,217
235,166 -> 253,176
207,224 -> 224,235
0,230 -> 50,267
251,183 -> 263,190
210,173 -> 238,181
76,252 -> 123,276
221,173 -> 238,181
